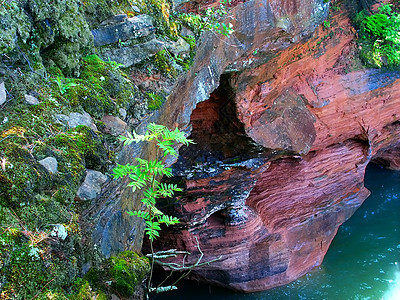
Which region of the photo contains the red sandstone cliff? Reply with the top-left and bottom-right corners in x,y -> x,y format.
150,0 -> 400,292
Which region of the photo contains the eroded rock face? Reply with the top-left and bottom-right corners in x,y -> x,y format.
151,1 -> 400,292
89,0 -> 330,258
88,0 -> 400,292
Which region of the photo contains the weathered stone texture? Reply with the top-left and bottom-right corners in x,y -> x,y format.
149,1 -> 400,292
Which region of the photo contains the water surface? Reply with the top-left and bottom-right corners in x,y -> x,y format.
153,164 -> 400,299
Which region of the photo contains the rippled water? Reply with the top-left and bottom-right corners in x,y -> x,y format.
152,164 -> 400,300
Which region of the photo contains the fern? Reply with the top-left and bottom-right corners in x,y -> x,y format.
112,123 -> 194,293
112,123 -> 194,241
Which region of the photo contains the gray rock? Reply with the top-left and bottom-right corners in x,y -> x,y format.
99,14 -> 128,27
55,114 -> 69,125
24,94 -> 39,105
166,37 -> 191,56
180,26 -> 195,38
0,82 -> 6,106
101,115 -> 127,136
92,14 -> 154,47
119,108 -> 127,120
68,111 -> 98,131
2,117 -> 8,124
77,170 -> 108,201
51,224 -> 68,240
172,0 -> 191,8
100,39 -> 164,67
39,157 -> 58,174
132,5 -> 141,13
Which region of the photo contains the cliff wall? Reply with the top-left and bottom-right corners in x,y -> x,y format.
148,0 -> 400,292
1,0 -> 400,296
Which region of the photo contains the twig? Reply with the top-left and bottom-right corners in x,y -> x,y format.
156,270 -> 174,289
150,236 -> 222,293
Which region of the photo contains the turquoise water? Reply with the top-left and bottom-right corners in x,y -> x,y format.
152,164 -> 400,299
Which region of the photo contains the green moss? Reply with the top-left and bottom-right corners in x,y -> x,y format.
56,54 -> 138,118
109,251 -> 150,297
85,251 -> 150,298
147,92 -> 165,110
0,142 -> 52,208
355,4 -> 400,67
154,49 -> 178,77
177,13 -> 206,37
0,228 -> 77,299
182,34 -> 196,50
18,195 -> 71,229
69,278 -> 107,300
66,83 -> 115,119
82,0 -> 147,29
52,125 -> 110,171
147,0 -> 178,38
0,1 -> 31,54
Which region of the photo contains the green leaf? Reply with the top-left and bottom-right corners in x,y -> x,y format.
113,123 -> 189,243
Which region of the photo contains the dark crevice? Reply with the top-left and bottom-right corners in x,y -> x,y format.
172,73 -> 267,179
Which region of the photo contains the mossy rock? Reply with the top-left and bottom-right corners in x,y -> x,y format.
0,228 -> 78,299
69,278 -> 107,300
0,1 -> 31,54
30,0 -> 94,76
49,125 -> 110,171
109,251 -> 150,297
80,54 -> 137,103
0,142 -> 52,208
59,54 -> 138,118
154,49 -> 178,77
66,83 -> 115,119
85,251 -> 150,298
147,92 -> 165,110
82,0 -> 147,29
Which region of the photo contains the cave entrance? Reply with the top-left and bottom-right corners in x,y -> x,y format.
179,74 -> 263,166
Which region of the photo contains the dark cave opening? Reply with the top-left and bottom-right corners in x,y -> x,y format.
175,74 -> 265,173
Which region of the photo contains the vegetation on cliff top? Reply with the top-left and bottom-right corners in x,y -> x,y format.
356,3 -> 400,68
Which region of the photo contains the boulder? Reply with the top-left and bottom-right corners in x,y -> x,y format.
38,157 -> 58,174
99,14 -> 128,27
77,170 -> 108,201
68,111 -> 98,131
24,94 -> 39,105
166,37 -> 191,56
92,14 -> 154,47
119,108 -> 127,120
99,39 -> 164,67
101,115 -> 127,137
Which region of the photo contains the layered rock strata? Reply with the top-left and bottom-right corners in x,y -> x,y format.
150,0 -> 400,292
90,0 -> 330,257
88,0 -> 400,292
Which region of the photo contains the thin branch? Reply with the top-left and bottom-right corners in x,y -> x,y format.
156,270 -> 174,289
151,236 -> 222,288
